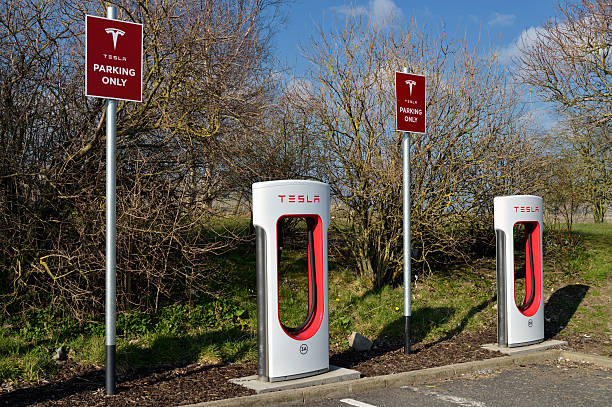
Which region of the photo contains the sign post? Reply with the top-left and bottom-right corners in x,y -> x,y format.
105,86 -> 117,395
395,69 -> 426,355
85,6 -> 143,395
86,10 -> 143,102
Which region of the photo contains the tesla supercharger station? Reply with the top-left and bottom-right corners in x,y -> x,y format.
494,195 -> 544,347
253,180 -> 330,382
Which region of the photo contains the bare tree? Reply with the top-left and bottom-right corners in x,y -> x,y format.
295,17 -> 546,286
517,0 -> 611,222
517,0 -> 611,127
551,118 -> 611,223
216,77 -> 323,215
0,0 -> 284,317
541,151 -> 585,230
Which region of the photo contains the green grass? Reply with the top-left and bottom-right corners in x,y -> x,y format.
1,222 -> 610,382
570,223 -> 612,284
0,325 -> 58,381
542,223 -> 611,350
326,264 -> 497,349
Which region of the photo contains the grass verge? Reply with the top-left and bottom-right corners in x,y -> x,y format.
1,223 -> 609,382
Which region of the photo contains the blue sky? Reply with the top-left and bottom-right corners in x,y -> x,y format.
274,0 -> 559,73
272,0 -> 561,127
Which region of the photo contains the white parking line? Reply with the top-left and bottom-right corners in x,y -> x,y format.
339,398 -> 378,407
402,386 -> 488,407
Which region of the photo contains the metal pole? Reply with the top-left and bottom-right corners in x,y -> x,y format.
402,67 -> 412,355
105,5 -> 117,395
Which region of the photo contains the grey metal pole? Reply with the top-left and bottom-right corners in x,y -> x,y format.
402,67 -> 412,355
105,5 -> 117,395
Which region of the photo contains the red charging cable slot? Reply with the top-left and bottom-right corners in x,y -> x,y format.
276,215 -> 324,340
513,221 -> 542,317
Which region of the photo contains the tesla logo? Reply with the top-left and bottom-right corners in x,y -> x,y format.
513,206 -> 539,213
105,28 -> 125,50
528,319 -> 533,328
405,80 -> 416,96
299,344 -> 308,355
278,194 -> 320,203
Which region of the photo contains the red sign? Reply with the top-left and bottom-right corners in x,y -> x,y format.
395,72 -> 426,133
86,15 -> 143,102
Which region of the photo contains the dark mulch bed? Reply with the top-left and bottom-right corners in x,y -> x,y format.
0,360 -> 257,407
0,328 -> 577,407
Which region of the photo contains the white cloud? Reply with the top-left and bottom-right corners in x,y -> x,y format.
488,12 -> 516,27
331,0 -> 403,26
370,0 -> 402,25
467,14 -> 479,24
286,77 -> 313,95
331,4 -> 368,19
498,26 -> 542,64
521,104 -> 557,131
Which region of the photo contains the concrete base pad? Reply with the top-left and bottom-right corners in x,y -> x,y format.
230,365 -> 361,394
482,339 -> 567,355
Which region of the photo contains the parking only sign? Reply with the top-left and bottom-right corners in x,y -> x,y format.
86,15 -> 143,102
395,72 -> 426,133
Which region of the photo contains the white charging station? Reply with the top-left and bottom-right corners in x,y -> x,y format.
253,180 -> 330,382
494,195 -> 544,347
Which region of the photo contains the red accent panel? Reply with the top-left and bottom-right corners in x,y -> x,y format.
513,221 -> 542,317
85,15 -> 143,102
276,215 -> 325,341
395,72 -> 426,133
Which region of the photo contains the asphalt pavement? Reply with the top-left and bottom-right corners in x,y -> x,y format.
275,362 -> 611,407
